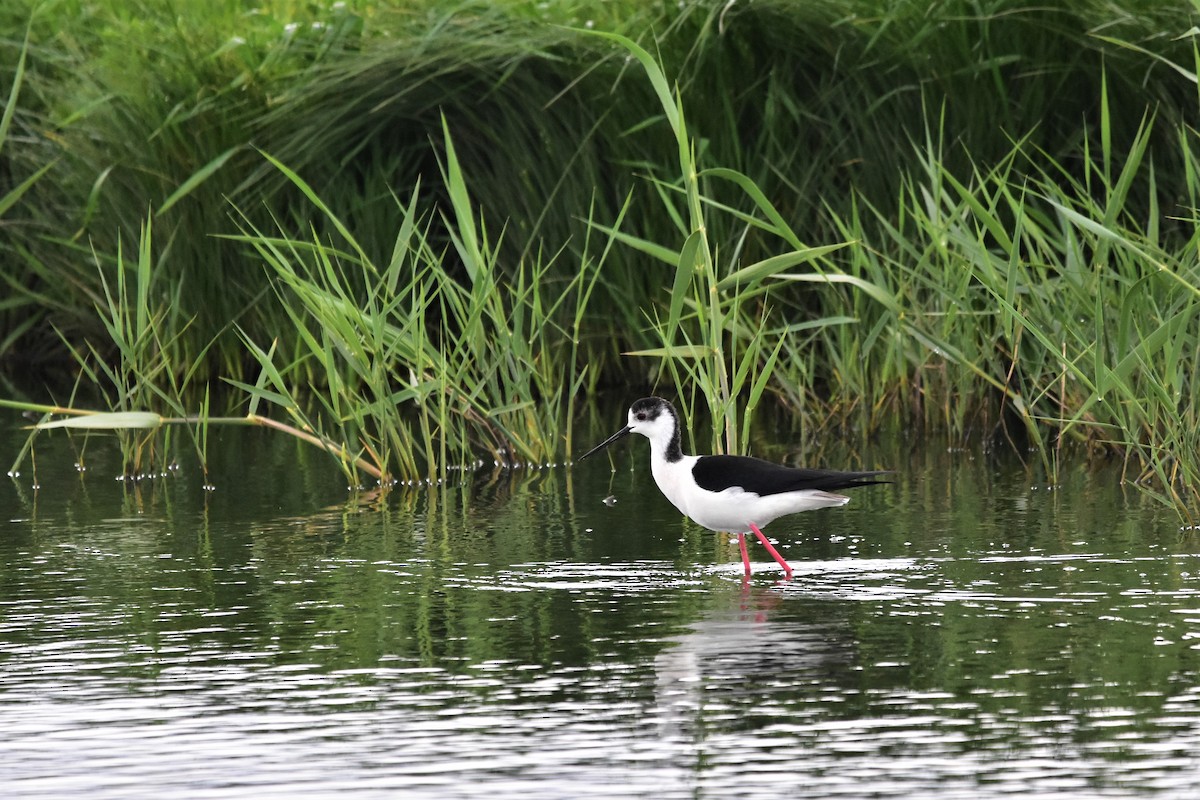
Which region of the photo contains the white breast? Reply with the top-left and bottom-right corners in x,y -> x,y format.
650,455 -> 700,519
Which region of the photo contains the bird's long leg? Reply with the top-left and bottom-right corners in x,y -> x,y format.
737,532 -> 752,579
749,523 -> 793,580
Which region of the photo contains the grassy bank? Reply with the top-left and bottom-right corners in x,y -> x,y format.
2,1 -> 1198,510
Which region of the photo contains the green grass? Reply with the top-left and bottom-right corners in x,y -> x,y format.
2,0 -> 1200,513
221,118 -> 606,483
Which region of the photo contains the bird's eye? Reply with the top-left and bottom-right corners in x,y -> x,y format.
635,413 -> 646,421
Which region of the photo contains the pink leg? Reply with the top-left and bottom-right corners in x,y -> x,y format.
750,523 -> 793,580
737,532 -> 752,579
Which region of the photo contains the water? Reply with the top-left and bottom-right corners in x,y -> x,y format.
3,423 -> 1200,798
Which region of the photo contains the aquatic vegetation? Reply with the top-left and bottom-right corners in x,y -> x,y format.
1,1 -> 1198,512
224,121 -> 606,483
582,28 -> 862,457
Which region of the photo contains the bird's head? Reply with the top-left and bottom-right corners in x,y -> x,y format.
578,396 -> 678,459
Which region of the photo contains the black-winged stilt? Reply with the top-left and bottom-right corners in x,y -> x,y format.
579,396 -> 889,579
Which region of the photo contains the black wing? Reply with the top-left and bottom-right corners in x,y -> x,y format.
692,454 -> 890,496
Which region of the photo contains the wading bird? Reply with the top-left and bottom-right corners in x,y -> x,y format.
580,397 -> 889,579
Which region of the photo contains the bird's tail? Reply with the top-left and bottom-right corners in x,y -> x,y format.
802,469 -> 893,491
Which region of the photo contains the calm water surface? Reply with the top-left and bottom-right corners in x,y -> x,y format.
2,421 -> 1200,799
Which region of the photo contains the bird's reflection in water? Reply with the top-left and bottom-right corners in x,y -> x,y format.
654,584 -> 856,744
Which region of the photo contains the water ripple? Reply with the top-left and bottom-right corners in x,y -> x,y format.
4,442 -> 1200,798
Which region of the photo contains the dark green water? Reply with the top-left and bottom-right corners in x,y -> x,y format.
3,419 -> 1200,799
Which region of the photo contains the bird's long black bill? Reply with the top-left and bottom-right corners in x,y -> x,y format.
578,426 -> 632,460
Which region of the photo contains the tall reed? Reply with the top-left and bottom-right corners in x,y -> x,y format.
583,29 -> 868,456
0,19 -> 56,360
811,97 -> 1200,507
225,119 -> 605,483
4,214 -> 217,481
